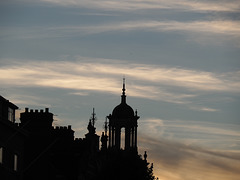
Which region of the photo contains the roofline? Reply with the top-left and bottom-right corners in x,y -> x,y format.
0,95 -> 19,109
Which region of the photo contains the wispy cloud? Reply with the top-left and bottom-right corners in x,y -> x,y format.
6,94 -> 52,107
140,118 -> 240,145
4,20 -> 240,38
190,106 -> 219,112
2,20 -> 239,47
66,20 -> 240,39
0,58 -> 239,97
138,118 -> 240,179
36,0 -> 240,12
1,58 -> 239,91
0,58 -> 239,113
138,135 -> 240,180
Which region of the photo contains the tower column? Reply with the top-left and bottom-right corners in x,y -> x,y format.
112,127 -> 115,147
109,126 -> 112,147
135,126 -> 137,148
115,127 -> 121,149
131,127 -> 135,147
125,127 -> 130,150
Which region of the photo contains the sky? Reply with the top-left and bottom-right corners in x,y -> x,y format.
0,0 -> 240,179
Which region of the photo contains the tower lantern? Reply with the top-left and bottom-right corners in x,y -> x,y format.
107,79 -> 139,151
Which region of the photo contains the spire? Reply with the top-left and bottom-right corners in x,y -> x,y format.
121,77 -> 126,104
91,108 -> 96,127
122,77 -> 126,95
88,108 -> 97,134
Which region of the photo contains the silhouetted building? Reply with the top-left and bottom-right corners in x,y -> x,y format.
100,118 -> 108,151
85,108 -> 100,152
0,80 -> 156,180
0,96 -> 26,180
19,107 -> 75,180
16,106 -> 102,180
107,78 -> 139,152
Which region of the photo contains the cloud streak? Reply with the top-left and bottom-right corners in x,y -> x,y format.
138,117 -> 240,179
138,134 -> 240,180
2,20 -> 239,40
0,58 -> 239,113
2,19 -> 239,48
0,58 -> 239,94
140,118 -> 240,142
37,0 -> 240,12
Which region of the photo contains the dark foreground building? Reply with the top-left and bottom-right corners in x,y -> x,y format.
0,81 -> 156,180
0,96 -> 26,180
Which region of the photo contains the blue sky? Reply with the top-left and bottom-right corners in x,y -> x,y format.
0,0 -> 240,179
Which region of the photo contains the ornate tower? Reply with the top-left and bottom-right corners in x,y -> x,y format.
85,108 -> 100,152
107,79 -> 139,151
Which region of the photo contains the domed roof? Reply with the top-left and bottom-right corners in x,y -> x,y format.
111,78 -> 134,118
112,102 -> 134,118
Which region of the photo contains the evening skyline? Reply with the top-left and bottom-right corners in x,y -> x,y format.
0,0 -> 240,179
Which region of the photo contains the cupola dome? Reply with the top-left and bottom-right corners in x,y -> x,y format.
112,102 -> 134,118
111,78 -> 134,118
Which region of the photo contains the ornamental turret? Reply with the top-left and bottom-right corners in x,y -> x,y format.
107,79 -> 139,151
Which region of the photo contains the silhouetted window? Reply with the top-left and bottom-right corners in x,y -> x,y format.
14,154 -> 18,171
0,147 -> 2,164
8,107 -> 14,122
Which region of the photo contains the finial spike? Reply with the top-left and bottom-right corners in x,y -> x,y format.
122,77 -> 126,93
122,77 -> 126,95
121,77 -> 127,103
90,108 -> 97,127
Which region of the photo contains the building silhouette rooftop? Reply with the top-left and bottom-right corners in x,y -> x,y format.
0,79 -> 156,180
